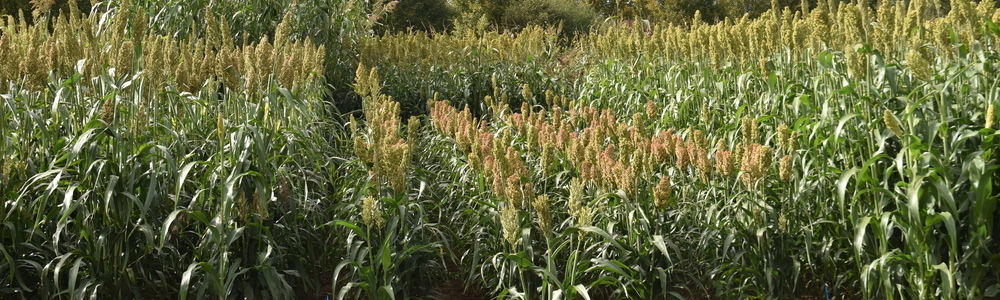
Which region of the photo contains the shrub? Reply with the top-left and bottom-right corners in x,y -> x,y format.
503,0 -> 595,35
382,0 -> 455,33
0,0 -> 91,24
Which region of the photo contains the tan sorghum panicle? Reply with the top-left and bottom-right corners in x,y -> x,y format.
758,58 -> 771,76
715,149 -> 734,178
568,178 -> 585,214
646,101 -> 658,120
580,161 -> 596,184
522,181 -> 536,208
692,129 -> 707,149
977,0 -> 996,21
235,189 -> 249,222
779,154 -> 793,182
575,205 -> 593,240
362,195 -> 385,230
714,138 -> 726,154
987,103 -> 995,129
544,90 -> 555,108
407,116 -> 421,147
389,142 -> 411,193
632,112 -> 646,134
501,204 -> 520,247
540,141 -> 554,177
522,83 -> 533,104
675,141 -> 688,171
100,97 -> 116,124
907,46 -> 933,81
252,191 -> 269,223
788,131 -> 801,154
653,176 -> 672,210
533,195 -> 553,238
490,172 -> 505,200
616,164 -> 636,200
132,102 -> 148,137
741,144 -> 773,187
930,18 -> 952,58
733,142 -> 744,167
845,44 -> 866,78
740,118 -> 758,144
809,9 -> 830,51
694,144 -> 712,181
491,73 -> 500,100
1,157 -> 10,185
884,110 -> 904,138
776,124 -> 790,150
30,0 -> 56,19
505,175 -> 523,209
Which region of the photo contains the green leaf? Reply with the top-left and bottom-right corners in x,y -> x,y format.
985,17 -> 1000,37
986,284 -> 1000,297
933,263 -> 954,299
940,212 -> 957,256
837,167 -> 859,216
175,161 -> 199,206
906,175 -> 925,220
68,256 -> 85,297
160,209 -> 186,249
818,50 -> 835,69
579,226 -> 633,253
854,216 -> 870,255
382,284 -> 396,300
835,114 -> 859,142
651,235 -> 671,261
333,220 -> 370,242
180,263 -> 199,300
506,252 -> 533,268
573,284 -> 591,300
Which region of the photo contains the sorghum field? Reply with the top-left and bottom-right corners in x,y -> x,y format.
2,0 -> 999,299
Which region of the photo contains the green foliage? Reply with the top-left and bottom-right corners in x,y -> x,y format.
0,0 -> 31,19
717,0 -> 780,19
382,0 -> 455,33
503,0 -> 596,35
0,5 -> 343,298
5,0 -> 1000,299
452,0 -> 594,36
0,0 -> 91,24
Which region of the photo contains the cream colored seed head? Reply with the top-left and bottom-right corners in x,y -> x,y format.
986,103 -> 995,129
533,195 -> 553,238
788,131 -> 801,153
575,206 -> 593,241
568,177 -> 585,213
101,97 -> 116,124
883,110 -> 904,138
653,176 -> 672,210
522,84 -> 533,104
779,154 -> 793,182
501,204 -> 520,247
361,195 -> 385,230
715,150 -> 734,178
906,47 -> 933,81
407,116 -> 420,144
776,124 -> 790,150
31,0 -> 56,19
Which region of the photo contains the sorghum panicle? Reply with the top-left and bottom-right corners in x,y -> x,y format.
883,110 -> 904,138
779,154 -> 793,182
362,195 -> 385,230
653,176 -> 672,210
533,195 -> 553,238
501,204 -> 520,247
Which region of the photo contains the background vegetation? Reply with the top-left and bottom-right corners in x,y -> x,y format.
2,0 -> 999,299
